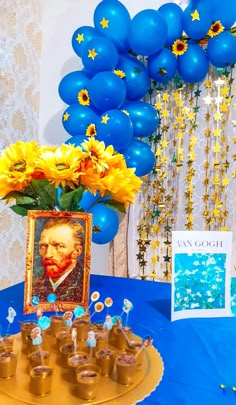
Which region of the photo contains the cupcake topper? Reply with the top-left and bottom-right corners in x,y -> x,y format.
103,314 -> 113,331
6,306 -> 16,335
31,326 -> 42,346
135,335 -> 154,359
104,297 -> 113,314
120,299 -> 133,326
73,305 -> 85,318
63,311 -> 73,327
86,291 -> 100,315
90,301 -> 104,322
86,330 -> 96,360
38,315 -> 51,331
36,309 -> 43,319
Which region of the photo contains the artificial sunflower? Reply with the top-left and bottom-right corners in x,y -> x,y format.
86,123 -> 97,137
208,21 -> 224,38
36,143 -> 83,188
0,140 -> 40,197
81,138 -> 113,173
113,69 -> 126,79
78,89 -> 90,106
172,39 -> 188,56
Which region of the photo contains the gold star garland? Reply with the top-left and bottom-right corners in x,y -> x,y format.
136,64 -> 236,281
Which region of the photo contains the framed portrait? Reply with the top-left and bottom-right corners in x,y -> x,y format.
24,210 -> 92,314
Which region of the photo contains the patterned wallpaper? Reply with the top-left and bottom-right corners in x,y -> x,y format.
0,1 -> 41,289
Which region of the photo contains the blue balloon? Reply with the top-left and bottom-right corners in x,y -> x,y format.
158,3 -> 184,46
93,0 -> 131,52
183,2 -> 212,40
87,71 -> 126,113
72,26 -> 103,57
89,203 -> 119,245
206,0 -> 236,29
58,71 -> 90,105
148,48 -> 177,83
129,9 -> 168,56
177,43 -> 209,83
79,191 -> 100,211
116,54 -> 150,101
65,135 -> 87,147
207,31 -> 236,68
81,36 -> 118,74
62,104 -> 99,137
96,109 -> 133,151
123,139 -> 155,177
121,101 -> 159,138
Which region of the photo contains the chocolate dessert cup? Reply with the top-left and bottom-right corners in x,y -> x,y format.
116,353 -> 137,385
0,351 -> 17,378
95,348 -> 115,376
76,364 -> 101,400
30,365 -> 53,395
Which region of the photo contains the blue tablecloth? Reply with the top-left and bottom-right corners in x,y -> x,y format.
1,274 -> 236,405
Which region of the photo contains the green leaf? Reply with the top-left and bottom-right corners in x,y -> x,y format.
31,179 -> 57,209
2,190 -> 26,200
60,187 -> 84,211
10,205 -> 28,216
101,200 -> 126,214
15,196 -> 37,205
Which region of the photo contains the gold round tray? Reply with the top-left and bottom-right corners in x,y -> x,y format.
0,332 -> 164,404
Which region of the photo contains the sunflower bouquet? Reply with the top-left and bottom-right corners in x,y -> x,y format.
0,138 -> 142,216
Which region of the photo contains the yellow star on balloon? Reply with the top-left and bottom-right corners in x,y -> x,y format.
88,48 -> 98,60
100,17 -> 109,29
76,33 -> 84,43
63,112 -> 70,121
101,114 -> 110,124
191,9 -> 200,21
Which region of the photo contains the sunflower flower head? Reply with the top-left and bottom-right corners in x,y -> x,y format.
172,39 -> 188,56
81,138 -> 113,173
113,69 -> 126,79
36,143 -> 83,188
0,140 -> 41,197
208,21 -> 224,38
86,123 -> 97,137
78,89 -> 90,106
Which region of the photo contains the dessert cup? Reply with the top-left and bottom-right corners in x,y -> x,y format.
67,352 -> 90,383
55,329 -> 73,351
59,342 -> 76,368
113,326 -> 132,350
76,364 -> 101,400
50,315 -> 65,336
30,365 -> 53,395
0,351 -> 17,378
19,320 -> 38,345
95,348 -> 115,376
29,350 -> 50,369
116,353 -> 137,385
126,340 -> 144,367
0,335 -> 14,353
72,318 -> 90,341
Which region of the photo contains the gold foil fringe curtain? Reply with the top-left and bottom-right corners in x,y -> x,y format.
136,64 -> 236,281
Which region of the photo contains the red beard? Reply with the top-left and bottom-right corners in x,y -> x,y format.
41,259 -> 73,280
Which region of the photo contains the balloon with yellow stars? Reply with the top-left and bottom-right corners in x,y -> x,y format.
81,36 -> 118,75
183,2 -> 212,40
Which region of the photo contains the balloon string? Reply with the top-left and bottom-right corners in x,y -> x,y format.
119,326 -> 131,344
134,344 -> 145,359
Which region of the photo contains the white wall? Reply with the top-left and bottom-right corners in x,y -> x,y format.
38,0 -> 174,275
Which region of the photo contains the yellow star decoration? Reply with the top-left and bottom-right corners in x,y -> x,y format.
213,128 -> 222,136
88,48 -> 98,60
151,257 -> 158,264
63,112 -> 70,121
222,177 -> 230,186
162,93 -> 169,101
191,9 -> 200,21
155,101 -> 163,110
100,17 -> 109,29
101,114 -> 110,124
213,144 -> 221,153
76,33 -> 84,44
214,112 -> 222,121
160,140 -> 169,148
151,240 -> 159,249
161,109 -> 169,118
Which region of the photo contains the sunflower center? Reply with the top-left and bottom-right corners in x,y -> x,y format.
91,151 -> 98,158
56,163 -> 70,171
10,160 -> 26,172
212,23 -> 220,32
177,43 -> 184,51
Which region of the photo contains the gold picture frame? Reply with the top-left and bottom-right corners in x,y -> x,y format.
24,210 -> 92,314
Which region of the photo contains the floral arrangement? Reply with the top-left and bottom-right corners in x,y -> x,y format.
0,138 -> 142,216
